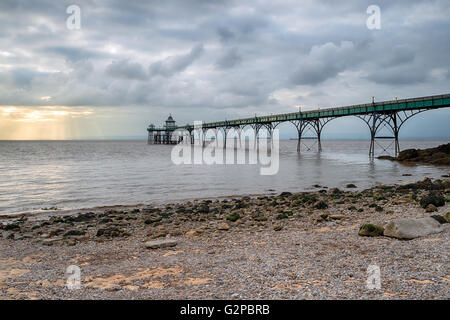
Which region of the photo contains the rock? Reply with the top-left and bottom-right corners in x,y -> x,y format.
330,188 -> 341,195
3,222 -> 20,231
444,212 -> 450,223
425,204 -> 437,212
253,215 -> 268,222
329,215 -> 345,220
375,205 -> 384,212
377,156 -> 395,161
66,239 -> 77,246
383,218 -> 443,240
346,184 -> 357,188
64,230 -> 86,237
144,217 -> 162,224
430,215 -> 447,224
226,213 -> 240,222
41,237 -> 63,246
96,227 -> 128,238
186,230 -> 201,236
397,148 -> 419,161
152,229 -> 168,239
197,204 -> 210,213
358,223 -> 384,237
276,213 -> 289,220
217,222 -> 230,231
279,192 -> 292,197
313,200 -> 328,209
273,224 -> 283,231
2,231 -> 15,239
15,232 -> 33,240
419,192 -> 445,208
72,212 -> 96,222
99,218 -> 113,224
144,239 -> 178,249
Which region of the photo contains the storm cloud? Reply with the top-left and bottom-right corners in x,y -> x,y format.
0,0 -> 449,138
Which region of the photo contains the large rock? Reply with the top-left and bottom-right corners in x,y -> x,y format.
144,239 -> 178,249
383,218 -> 443,240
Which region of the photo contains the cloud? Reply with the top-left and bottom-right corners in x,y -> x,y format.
289,41 -> 361,85
149,44 -> 204,77
105,59 -> 147,80
216,47 -> 242,69
0,0 -> 448,139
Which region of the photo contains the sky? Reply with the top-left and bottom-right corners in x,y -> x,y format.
0,0 -> 449,140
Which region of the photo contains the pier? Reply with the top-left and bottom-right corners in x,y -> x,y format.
148,93 -> 450,156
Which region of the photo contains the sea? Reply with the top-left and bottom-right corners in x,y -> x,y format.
0,139 -> 448,216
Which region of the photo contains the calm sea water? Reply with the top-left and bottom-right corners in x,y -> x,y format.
0,140 -> 449,215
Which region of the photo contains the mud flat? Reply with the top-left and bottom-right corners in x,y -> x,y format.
1,178 -> 449,299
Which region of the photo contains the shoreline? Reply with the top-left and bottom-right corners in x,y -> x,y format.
1,177 -> 449,299
2,176 -> 448,221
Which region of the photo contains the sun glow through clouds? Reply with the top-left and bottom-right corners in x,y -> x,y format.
0,106 -> 95,140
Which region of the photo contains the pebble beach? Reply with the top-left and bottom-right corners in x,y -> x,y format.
1,178 -> 449,300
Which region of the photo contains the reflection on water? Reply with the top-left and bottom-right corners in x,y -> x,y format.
0,140 -> 448,215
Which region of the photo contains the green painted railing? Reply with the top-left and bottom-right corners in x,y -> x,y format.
148,93 -> 450,132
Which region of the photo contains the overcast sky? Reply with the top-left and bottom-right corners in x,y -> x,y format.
0,0 -> 449,139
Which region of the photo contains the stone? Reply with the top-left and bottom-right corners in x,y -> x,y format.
152,230 -> 167,239
186,230 -> 201,236
430,215 -> 447,224
444,212 -> 450,223
217,222 -> 230,230
358,223 -> 384,237
41,237 -> 63,246
346,184 -> 357,188
383,218 -> 443,240
144,239 -> 178,249
3,222 -> 20,231
64,230 -> 86,237
66,239 -> 77,246
330,215 -> 345,220
279,192 -> 292,197
144,217 -> 162,224
419,192 -> 445,208
96,227 -> 128,238
226,213 -> 240,222
313,200 -> 328,210
425,204 -> 437,212
273,224 -> 283,231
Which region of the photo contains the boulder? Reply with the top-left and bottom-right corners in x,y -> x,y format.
425,204 -> 437,212
144,239 -> 177,249
383,218 -> 443,240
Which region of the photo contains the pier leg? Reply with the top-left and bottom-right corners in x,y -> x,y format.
392,113 -> 400,156
223,128 -> 228,149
